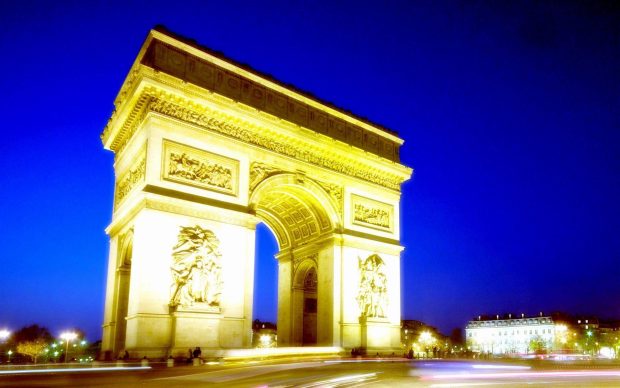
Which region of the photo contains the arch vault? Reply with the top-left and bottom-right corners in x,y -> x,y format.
100,28 -> 412,359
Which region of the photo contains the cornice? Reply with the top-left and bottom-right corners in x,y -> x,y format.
105,80 -> 411,190
103,29 -> 409,163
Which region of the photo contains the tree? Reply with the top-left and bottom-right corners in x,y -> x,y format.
10,325 -> 53,346
17,340 -> 47,364
529,335 -> 548,355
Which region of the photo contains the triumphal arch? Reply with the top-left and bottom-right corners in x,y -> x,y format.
100,28 -> 412,359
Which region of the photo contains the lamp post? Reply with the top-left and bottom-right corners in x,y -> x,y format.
60,332 -> 77,363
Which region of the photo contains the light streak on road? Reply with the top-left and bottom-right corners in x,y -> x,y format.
323,359 -> 405,363
423,370 -> 620,381
471,364 -> 531,370
0,366 -> 151,375
298,372 -> 378,387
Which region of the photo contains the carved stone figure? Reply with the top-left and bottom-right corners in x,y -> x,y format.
357,254 -> 388,318
170,225 -> 223,308
249,162 -> 280,191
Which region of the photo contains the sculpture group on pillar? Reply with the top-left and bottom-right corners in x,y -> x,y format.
357,254 -> 388,318
170,225 -> 223,308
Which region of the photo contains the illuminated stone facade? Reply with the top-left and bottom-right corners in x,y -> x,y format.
100,28 -> 412,359
466,316 -> 556,355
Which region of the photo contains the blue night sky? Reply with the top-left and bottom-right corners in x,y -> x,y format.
0,1 -> 618,340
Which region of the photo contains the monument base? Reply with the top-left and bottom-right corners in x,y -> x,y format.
359,316 -> 401,354
169,305 -> 223,358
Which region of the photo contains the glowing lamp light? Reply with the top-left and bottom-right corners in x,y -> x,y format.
0,329 -> 10,341
259,334 -> 273,348
419,331 -> 435,345
60,331 -> 78,363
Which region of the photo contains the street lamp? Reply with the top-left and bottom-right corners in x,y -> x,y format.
60,332 -> 78,363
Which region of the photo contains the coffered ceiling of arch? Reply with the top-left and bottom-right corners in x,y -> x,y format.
256,190 -> 331,249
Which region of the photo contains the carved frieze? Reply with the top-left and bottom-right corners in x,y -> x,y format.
147,95 -> 401,189
170,225 -> 223,309
162,140 -> 239,196
114,148 -> 146,207
141,39 -> 401,162
351,194 -> 393,233
357,254 -> 388,318
106,88 -> 402,190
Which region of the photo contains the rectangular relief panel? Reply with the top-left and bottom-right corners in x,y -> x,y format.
161,140 -> 239,196
351,194 -> 394,233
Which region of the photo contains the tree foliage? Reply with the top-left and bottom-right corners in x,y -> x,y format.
16,340 -> 47,364
10,324 -> 53,346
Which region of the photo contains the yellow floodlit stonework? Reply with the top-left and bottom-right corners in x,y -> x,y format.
100,27 -> 412,359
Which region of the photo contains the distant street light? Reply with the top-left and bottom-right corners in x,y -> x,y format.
7,350 -> 12,362
60,332 -> 78,363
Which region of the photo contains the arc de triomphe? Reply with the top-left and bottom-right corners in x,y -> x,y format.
100,27 -> 412,359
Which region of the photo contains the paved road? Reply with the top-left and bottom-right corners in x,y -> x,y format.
2,358 -> 620,387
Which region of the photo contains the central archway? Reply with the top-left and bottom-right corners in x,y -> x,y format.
250,173 -> 340,346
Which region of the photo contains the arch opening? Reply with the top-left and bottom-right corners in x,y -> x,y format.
113,231 -> 132,357
250,174 -> 337,346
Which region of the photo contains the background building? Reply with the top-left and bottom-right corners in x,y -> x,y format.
466,314 -> 555,355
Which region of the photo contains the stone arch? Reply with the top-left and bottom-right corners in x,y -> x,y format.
249,174 -> 340,346
291,257 -> 318,346
249,173 -> 340,251
100,29 -> 411,358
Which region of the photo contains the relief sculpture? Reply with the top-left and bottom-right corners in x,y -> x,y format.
357,254 -> 388,318
114,153 -> 146,206
168,152 -> 232,191
249,162 -> 280,191
170,225 -> 223,308
354,203 -> 390,229
162,140 -> 239,195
